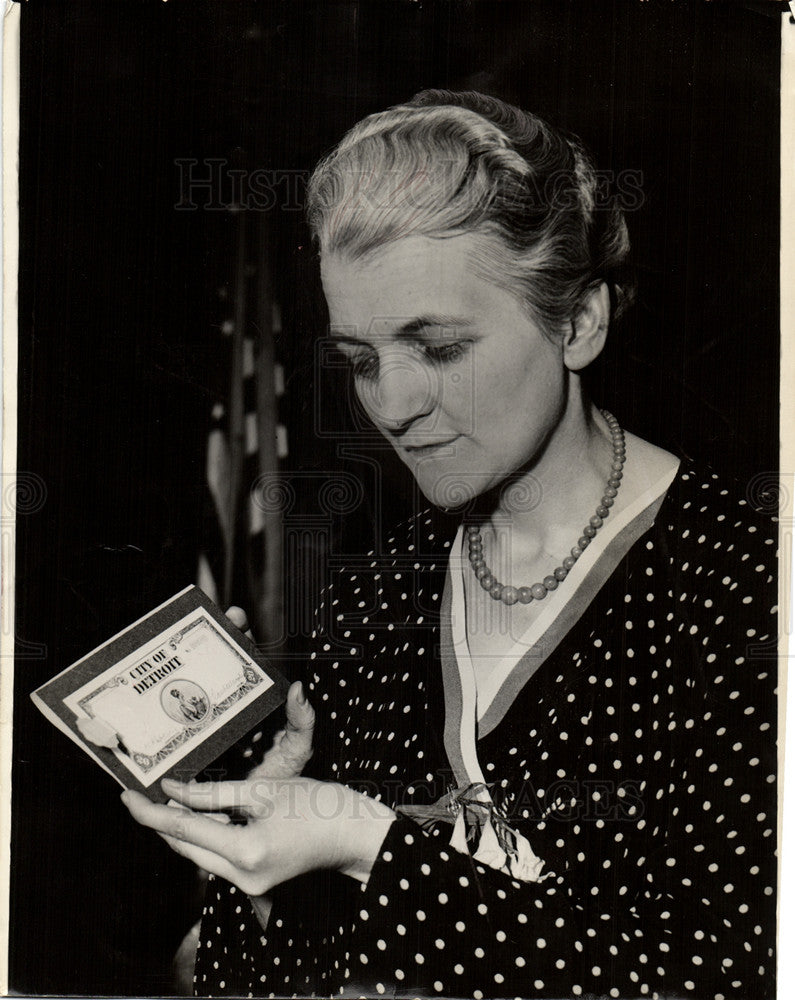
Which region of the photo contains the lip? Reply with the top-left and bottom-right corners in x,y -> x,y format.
402,437 -> 460,454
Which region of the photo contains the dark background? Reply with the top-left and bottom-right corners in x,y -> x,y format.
11,1 -> 781,994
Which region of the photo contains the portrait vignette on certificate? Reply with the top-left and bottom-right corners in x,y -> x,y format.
31,586 -> 288,801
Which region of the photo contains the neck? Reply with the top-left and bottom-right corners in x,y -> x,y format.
477,395 -> 616,562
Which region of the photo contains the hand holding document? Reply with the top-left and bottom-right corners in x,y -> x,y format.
31,585 -> 289,801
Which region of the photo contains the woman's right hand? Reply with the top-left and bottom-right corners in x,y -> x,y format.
225,606 -> 315,780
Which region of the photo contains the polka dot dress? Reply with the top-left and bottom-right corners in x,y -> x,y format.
194,464 -> 778,999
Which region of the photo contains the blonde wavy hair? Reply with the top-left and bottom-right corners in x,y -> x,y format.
306,89 -> 635,337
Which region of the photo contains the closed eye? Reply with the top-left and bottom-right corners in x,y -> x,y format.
349,352 -> 379,381
344,341 -> 472,381
422,341 -> 471,364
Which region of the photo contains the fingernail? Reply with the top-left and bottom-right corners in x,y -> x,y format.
296,682 -> 306,705
120,791 -> 130,805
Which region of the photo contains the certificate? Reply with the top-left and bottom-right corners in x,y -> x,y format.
31,585 -> 289,801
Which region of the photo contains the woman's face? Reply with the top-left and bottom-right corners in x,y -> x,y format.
321,233 -> 569,507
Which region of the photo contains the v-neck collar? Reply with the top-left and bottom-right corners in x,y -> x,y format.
438,459 -> 680,787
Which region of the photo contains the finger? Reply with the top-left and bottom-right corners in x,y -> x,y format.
285,681 -> 315,734
160,778 -> 254,814
200,811 -> 232,825
122,790 -> 240,854
165,798 -> 232,826
280,682 -> 315,762
158,832 -> 244,886
225,606 -> 248,630
249,739 -> 295,780
225,606 -> 254,640
249,684 -> 315,780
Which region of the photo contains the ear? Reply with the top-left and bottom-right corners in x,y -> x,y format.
563,282 -> 610,372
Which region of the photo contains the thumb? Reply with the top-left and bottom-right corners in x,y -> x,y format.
248,680 -> 315,780
284,681 -> 315,737
225,605 -> 254,641
276,681 -> 315,771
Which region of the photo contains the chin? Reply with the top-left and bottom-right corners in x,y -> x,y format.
413,470 -> 485,512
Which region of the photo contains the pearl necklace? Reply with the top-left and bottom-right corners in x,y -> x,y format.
466,411 -> 626,606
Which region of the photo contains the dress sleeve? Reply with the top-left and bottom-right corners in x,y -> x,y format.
351,814 -> 588,998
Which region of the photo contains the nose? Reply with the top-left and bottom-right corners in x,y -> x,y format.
357,347 -> 438,433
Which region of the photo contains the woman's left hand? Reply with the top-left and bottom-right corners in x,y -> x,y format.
121,776 -> 396,894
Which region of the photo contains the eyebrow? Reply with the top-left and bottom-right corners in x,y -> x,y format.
329,314 -> 475,346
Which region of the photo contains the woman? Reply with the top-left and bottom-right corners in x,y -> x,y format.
124,90 -> 778,999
